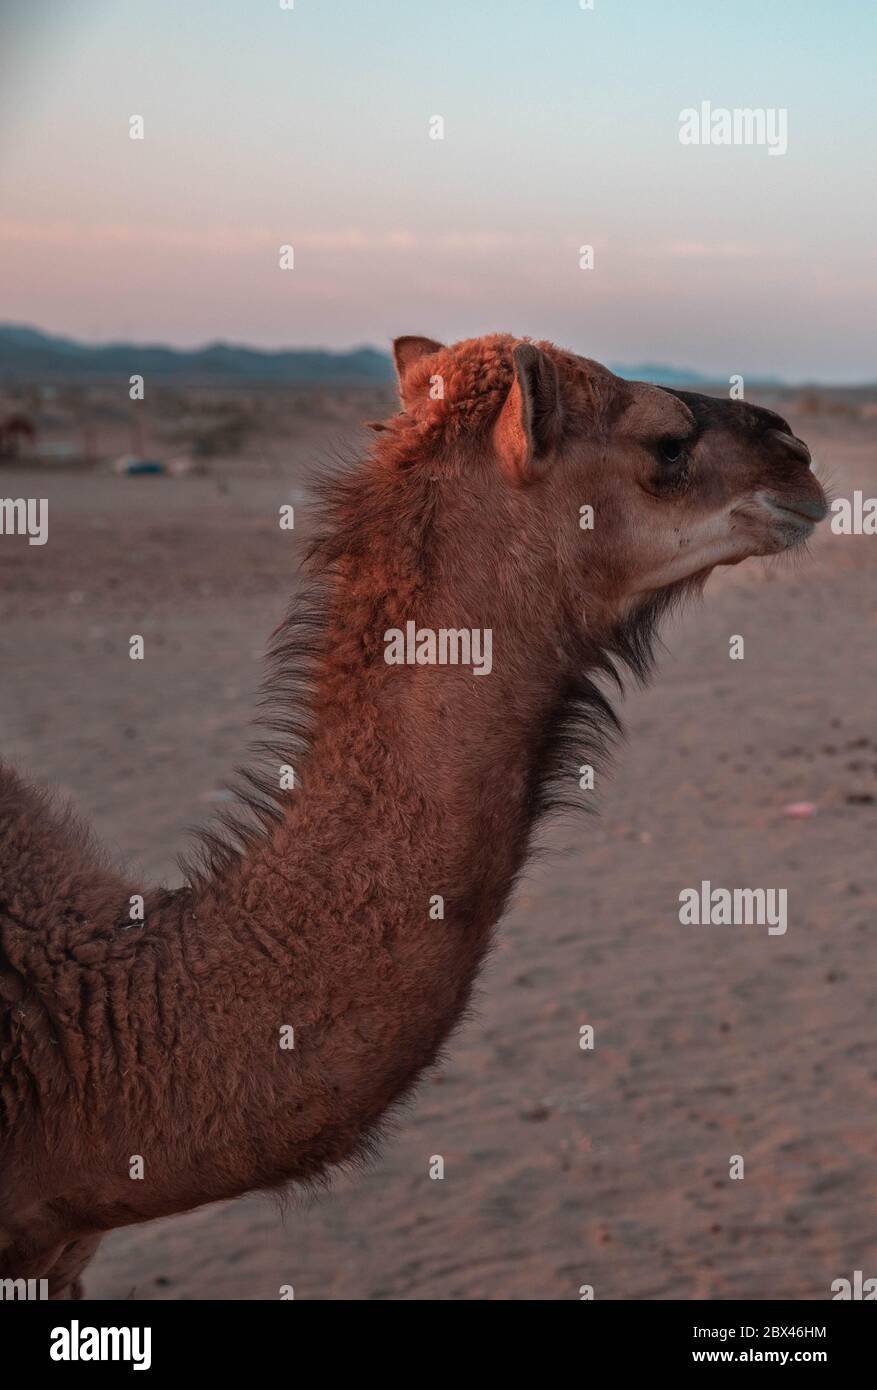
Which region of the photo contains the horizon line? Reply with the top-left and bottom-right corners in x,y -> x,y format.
2,323 -> 875,390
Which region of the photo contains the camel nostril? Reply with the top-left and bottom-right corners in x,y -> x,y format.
768,428 -> 811,466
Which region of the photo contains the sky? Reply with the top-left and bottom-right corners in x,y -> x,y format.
0,0 -> 874,381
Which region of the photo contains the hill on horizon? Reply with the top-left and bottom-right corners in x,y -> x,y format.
0,325 -> 393,386
0,324 -> 791,389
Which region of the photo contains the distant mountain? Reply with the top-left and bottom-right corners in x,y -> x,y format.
0,325 -> 781,389
611,362 -> 714,386
611,362 -> 783,387
0,325 -> 395,385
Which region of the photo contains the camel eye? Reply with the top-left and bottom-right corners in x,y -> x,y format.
647,436 -> 694,497
657,437 -> 688,466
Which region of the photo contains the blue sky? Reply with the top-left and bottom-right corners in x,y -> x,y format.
1,0 -> 874,379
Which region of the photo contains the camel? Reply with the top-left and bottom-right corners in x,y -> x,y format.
0,333 -> 826,1299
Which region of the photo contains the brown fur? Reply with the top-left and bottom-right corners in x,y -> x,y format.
0,333 -> 825,1296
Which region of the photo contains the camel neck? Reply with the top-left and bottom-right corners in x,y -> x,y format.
287,611 -> 564,921
186,602 -> 567,1186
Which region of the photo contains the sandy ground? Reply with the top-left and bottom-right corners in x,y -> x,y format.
1,393 -> 875,1300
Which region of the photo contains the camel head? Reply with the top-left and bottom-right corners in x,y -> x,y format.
390,333 -> 827,636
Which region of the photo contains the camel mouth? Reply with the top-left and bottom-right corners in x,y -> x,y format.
755,490 -> 829,529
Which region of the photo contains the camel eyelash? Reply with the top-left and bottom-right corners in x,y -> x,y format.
656,436 -> 693,466
648,437 -> 695,496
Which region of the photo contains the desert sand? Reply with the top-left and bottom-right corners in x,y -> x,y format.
1,384 -> 875,1299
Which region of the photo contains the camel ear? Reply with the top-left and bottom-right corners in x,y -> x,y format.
493,343 -> 563,482
392,335 -> 445,409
